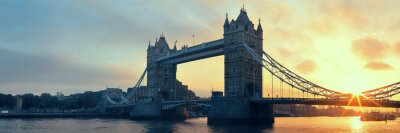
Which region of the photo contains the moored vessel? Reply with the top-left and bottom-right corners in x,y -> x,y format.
360,111 -> 397,121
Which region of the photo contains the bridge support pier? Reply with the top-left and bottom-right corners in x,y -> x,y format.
129,101 -> 188,120
130,101 -> 161,119
162,107 -> 188,121
208,97 -> 274,124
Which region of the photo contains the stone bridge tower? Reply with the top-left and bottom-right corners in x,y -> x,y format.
208,8 -> 273,124
147,34 -> 177,101
223,7 -> 263,98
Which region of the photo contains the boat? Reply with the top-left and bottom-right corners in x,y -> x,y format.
360,111 -> 397,121
387,115 -> 397,120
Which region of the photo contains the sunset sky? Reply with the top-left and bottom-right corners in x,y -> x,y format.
0,0 -> 399,100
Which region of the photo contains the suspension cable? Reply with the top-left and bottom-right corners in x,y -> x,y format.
272,72 -> 274,99
291,85 -> 294,99
280,80 -> 283,98
241,42 -> 341,98
253,61 -> 256,97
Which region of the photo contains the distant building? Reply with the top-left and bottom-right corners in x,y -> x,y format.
14,96 -> 23,111
187,90 -> 199,100
211,91 -> 223,98
173,80 -> 197,100
102,88 -> 124,101
274,104 -> 296,116
128,83 -> 199,101
127,86 -> 148,101
293,105 -> 317,116
56,92 -> 64,101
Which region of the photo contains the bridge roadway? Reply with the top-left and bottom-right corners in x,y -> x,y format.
104,98 -> 400,110
161,99 -> 211,110
104,104 -> 134,109
250,98 -> 400,108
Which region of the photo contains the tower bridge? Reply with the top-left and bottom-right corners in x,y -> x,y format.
99,8 -> 400,124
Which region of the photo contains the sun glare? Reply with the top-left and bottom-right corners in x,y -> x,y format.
351,117 -> 363,131
348,89 -> 363,96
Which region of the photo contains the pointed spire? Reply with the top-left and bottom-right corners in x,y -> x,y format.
241,4 -> 246,13
147,40 -> 151,50
173,41 -> 177,51
257,18 -> 263,31
237,6 -> 250,23
160,32 -> 165,39
224,13 -> 229,26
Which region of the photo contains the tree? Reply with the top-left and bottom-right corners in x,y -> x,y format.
39,93 -> 59,109
77,91 -> 102,109
0,93 -> 16,109
22,93 -> 40,110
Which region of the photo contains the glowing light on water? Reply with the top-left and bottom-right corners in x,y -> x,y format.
351,117 -> 363,131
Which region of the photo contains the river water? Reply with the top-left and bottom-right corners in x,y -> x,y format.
0,117 -> 399,133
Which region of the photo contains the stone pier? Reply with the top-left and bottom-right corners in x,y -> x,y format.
129,101 -> 188,120
129,101 -> 161,120
208,97 -> 274,124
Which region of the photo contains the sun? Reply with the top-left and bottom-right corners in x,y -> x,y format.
352,90 -> 363,96
348,89 -> 364,96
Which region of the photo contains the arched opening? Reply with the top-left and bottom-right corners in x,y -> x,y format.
176,56 -> 224,98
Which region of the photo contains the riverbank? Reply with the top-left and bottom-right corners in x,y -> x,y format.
0,112 -> 366,119
0,112 -> 123,118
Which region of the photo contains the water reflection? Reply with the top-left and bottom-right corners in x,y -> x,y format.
351,117 -> 363,131
208,123 -> 273,133
140,120 -> 177,133
137,118 -> 274,133
1,117 -> 399,133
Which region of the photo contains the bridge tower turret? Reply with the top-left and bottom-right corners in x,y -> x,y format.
223,8 -> 263,98
147,34 -> 177,101
257,18 -> 263,39
223,13 -> 230,33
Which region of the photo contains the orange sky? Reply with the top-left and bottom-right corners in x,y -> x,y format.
175,1 -> 400,100
0,1 -> 399,101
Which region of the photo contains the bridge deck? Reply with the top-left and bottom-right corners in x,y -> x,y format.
251,98 -> 400,108
103,98 -> 400,110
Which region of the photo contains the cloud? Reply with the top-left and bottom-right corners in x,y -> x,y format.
364,61 -> 394,70
316,1 -> 370,30
302,17 -> 335,35
388,21 -> 400,33
0,48 -> 133,92
295,60 -> 317,74
278,48 -> 293,58
395,42 -> 400,56
254,2 -> 293,24
351,37 -> 390,60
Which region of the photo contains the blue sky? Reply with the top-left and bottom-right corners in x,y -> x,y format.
0,0 -> 233,95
